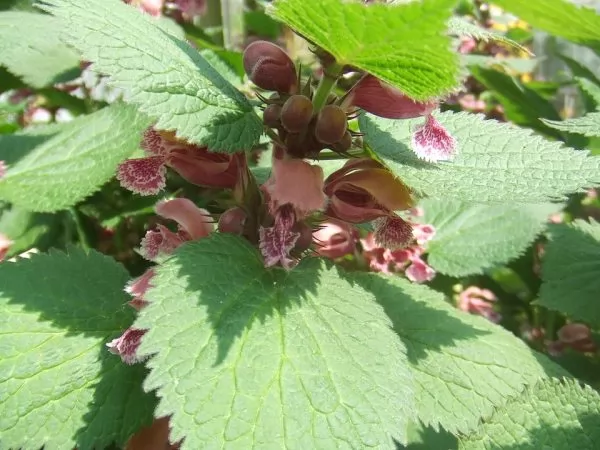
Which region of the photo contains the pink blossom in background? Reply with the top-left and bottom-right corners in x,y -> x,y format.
411,114 -> 457,163
457,286 -> 501,323
404,257 -> 436,283
0,233 -> 12,261
0,161 -> 6,180
125,0 -> 164,16
361,233 -> 392,273
313,219 -> 358,259
106,328 -> 147,365
412,223 -> 436,246
555,323 -> 597,354
168,0 -> 206,19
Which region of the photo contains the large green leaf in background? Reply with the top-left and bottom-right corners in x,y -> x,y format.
459,378 -> 600,449
543,112 -> 600,138
0,11 -> 80,87
493,0 -> 600,53
538,220 -> 600,328
419,198 -> 561,276
136,234 -> 415,449
270,0 -> 459,100
40,0 -> 263,152
360,112 -> 600,202
0,104 -> 150,212
0,248 -> 156,450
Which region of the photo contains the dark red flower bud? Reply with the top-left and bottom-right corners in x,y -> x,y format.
218,207 -> 247,235
280,95 -> 313,133
315,105 -> 347,145
243,40 -> 297,93
263,104 -> 282,128
334,131 -> 353,153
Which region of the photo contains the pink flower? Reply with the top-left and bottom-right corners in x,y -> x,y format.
324,158 -> 414,223
457,286 -> 501,323
125,0 -> 164,16
139,198 -> 213,261
348,75 -> 437,119
0,233 -> 12,261
125,268 -> 155,311
412,223 -> 436,245
411,114 -> 457,162
361,233 -> 392,273
168,0 -> 206,19
263,152 -> 326,217
106,328 -> 147,365
0,160 -> 6,179
404,257 -> 436,284
373,215 -> 413,250
313,219 -> 358,259
117,128 -> 240,195
259,204 -> 300,270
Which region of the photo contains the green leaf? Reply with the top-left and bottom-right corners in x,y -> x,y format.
0,248 -> 156,450
270,0 -> 459,100
0,204 -> 64,258
542,112 -> 600,138
135,234 -> 415,448
354,273 -> 565,435
0,11 -> 80,87
360,111 -> 600,202
459,378 -> 600,449
0,104 -> 151,212
468,65 -> 562,138
538,220 -> 600,327
461,54 -> 539,74
419,198 -> 561,277
492,0 -> 600,52
448,17 -> 530,54
0,121 -> 66,167
40,0 -> 263,152
577,77 -> 600,108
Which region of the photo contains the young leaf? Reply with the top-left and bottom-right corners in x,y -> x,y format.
0,248 -> 156,450
40,0 -> 263,152
360,111 -> 600,202
542,112 -> 600,138
0,103 -> 151,212
538,220 -> 600,328
448,17 -> 530,54
419,198 -> 561,277
0,11 -> 80,87
135,234 -> 415,449
492,0 -> 600,52
577,77 -> 600,108
355,273 -> 566,436
459,378 -> 600,449
270,0 -> 459,100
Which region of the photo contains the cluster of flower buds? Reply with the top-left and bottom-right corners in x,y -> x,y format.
244,41 -> 357,159
107,198 -> 214,364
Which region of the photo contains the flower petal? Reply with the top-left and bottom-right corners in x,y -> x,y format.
373,215 -> 414,250
139,224 -> 185,261
155,198 -> 214,240
116,156 -> 167,195
411,114 -> 457,162
405,258 -> 436,283
125,268 -> 155,311
106,328 -> 147,365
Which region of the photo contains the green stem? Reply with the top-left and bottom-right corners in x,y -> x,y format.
69,207 -> 91,250
311,63 -> 344,113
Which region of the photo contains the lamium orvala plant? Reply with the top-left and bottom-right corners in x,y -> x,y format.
2,0 -> 600,449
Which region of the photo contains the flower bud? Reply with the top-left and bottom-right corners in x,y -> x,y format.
280,95 -> 313,133
334,131 -> 353,153
315,105 -> 347,145
313,219 -> 358,259
349,75 -> 437,119
263,104 -> 282,128
243,40 -> 297,93
218,207 -> 247,235
292,222 -> 313,253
